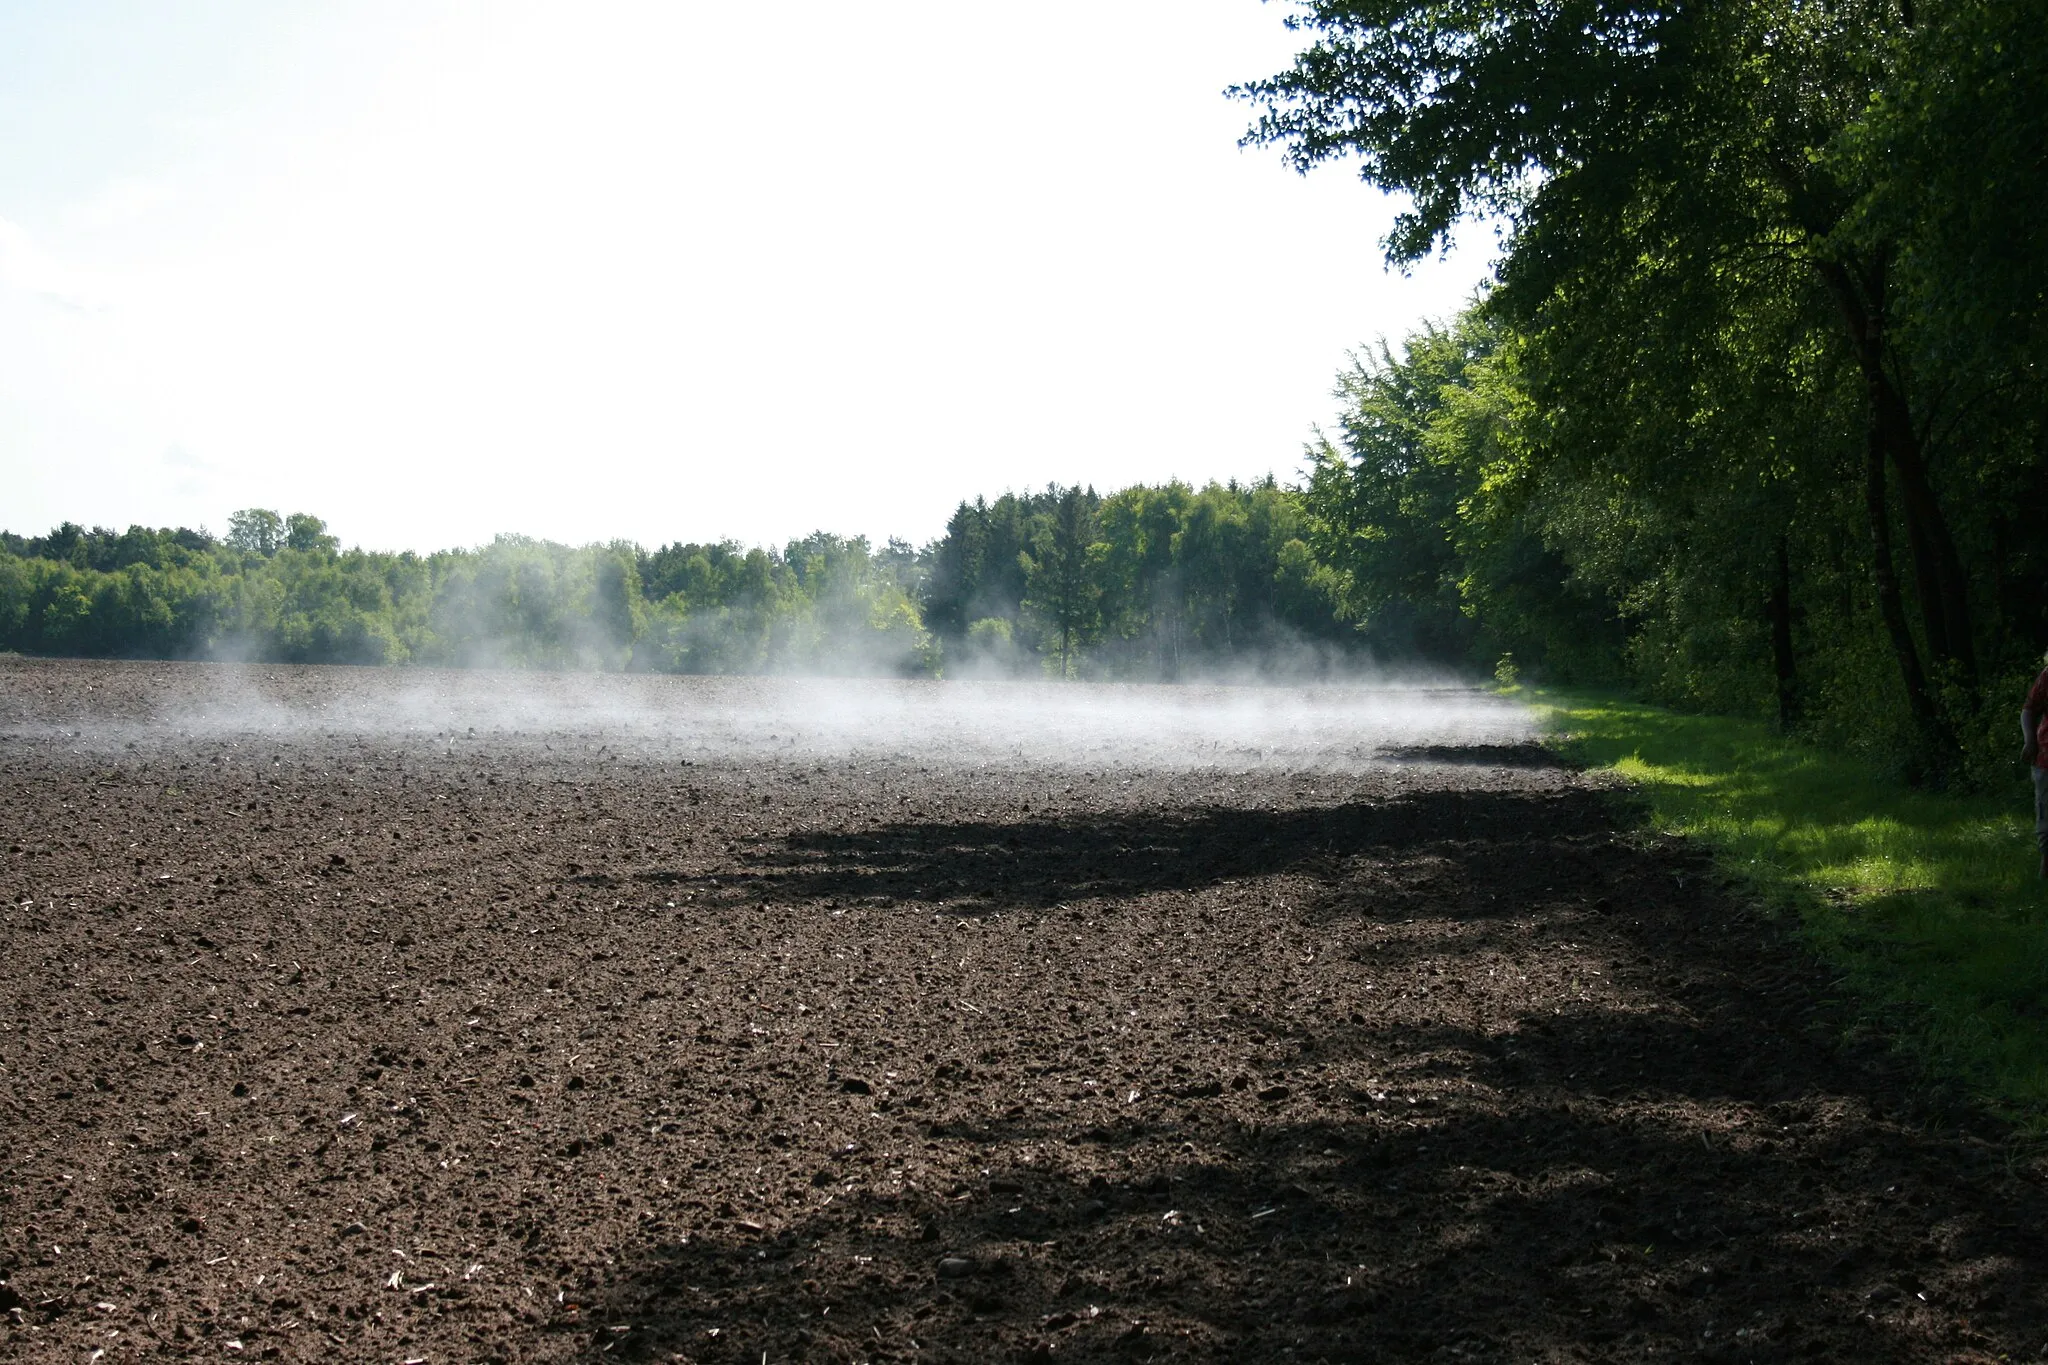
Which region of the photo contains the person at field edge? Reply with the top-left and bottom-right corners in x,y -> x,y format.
2025,656 -> 2048,879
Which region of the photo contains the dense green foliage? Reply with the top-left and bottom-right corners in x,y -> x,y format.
1541,688 -> 2048,1126
923,479 -> 1352,679
0,483 -> 1364,680
1240,0 -> 2048,783
0,519 -> 935,675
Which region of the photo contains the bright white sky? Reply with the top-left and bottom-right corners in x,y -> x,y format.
0,1 -> 1491,554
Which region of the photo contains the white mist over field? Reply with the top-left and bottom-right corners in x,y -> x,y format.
7,665 -> 1536,774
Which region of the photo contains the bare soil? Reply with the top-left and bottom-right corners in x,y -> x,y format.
2,658 -> 2043,1363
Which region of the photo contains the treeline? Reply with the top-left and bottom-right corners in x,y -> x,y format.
923,480 -> 1348,678
8,3 -> 2041,788
1240,0 -> 2048,784
0,484 -> 1354,681
0,514 -> 934,675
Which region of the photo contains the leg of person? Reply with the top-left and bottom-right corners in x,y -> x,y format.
2036,766 -> 2048,879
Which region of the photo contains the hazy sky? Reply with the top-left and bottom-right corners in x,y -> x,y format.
0,2 -> 1492,554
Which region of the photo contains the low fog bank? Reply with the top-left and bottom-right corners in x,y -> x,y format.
4,661 -> 1536,774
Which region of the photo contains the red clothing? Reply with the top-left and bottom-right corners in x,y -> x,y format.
2030,669 -> 2048,770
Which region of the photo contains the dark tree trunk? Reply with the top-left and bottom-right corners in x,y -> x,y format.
1768,535 -> 1799,732
1816,254 -> 1977,693
1872,369 -> 1978,686
1863,431 -> 1945,752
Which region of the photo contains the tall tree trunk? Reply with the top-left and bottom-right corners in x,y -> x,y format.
1768,535 -> 1799,732
1871,368 -> 1978,685
1863,431 -> 1943,747
1816,254 -> 1978,690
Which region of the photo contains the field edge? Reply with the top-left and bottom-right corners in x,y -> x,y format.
1527,684 -> 2048,1139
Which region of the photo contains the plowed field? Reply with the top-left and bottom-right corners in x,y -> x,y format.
2,659 -> 2042,1363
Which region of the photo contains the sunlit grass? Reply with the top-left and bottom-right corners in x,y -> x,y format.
1531,687 -> 2048,1129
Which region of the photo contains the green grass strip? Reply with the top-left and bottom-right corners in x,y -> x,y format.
1530,686 -> 2048,1131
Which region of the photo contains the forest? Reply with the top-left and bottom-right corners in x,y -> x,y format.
1232,0 -> 2048,788
0,485 -> 1350,685
5,0 -> 2043,788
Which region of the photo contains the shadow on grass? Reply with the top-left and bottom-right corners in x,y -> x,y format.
1543,690 -> 2034,896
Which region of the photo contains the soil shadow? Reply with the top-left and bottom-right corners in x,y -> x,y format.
1373,742 -> 1570,769
570,791 -> 2048,1363
675,785 -> 1619,917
